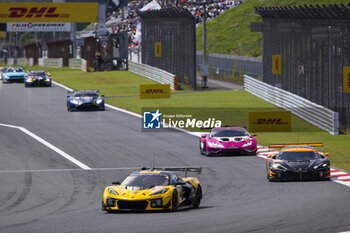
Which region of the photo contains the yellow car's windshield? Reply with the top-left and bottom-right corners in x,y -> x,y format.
121,174 -> 169,188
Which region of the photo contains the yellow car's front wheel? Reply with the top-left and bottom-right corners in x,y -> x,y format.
171,191 -> 178,211
192,186 -> 202,208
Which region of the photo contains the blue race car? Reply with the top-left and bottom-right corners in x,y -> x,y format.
2,67 -> 27,83
67,90 -> 105,111
25,70 -> 52,87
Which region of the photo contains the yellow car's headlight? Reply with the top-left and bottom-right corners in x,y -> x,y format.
107,188 -> 118,195
150,188 -> 169,195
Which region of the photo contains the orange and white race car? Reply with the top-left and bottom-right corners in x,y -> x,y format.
266,143 -> 331,181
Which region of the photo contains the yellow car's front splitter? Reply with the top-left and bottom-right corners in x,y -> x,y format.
103,195 -> 172,211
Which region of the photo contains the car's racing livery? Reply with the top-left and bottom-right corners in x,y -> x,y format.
2,67 -> 27,83
67,90 -> 105,111
200,126 -> 257,156
266,143 -> 331,181
102,167 -> 202,212
25,70 -> 52,87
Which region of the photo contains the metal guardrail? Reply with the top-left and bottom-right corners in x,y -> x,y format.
197,52 -> 262,77
69,58 -> 88,72
244,75 -> 339,135
129,61 -> 177,90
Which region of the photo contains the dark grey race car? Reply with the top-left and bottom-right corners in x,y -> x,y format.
67,90 -> 105,111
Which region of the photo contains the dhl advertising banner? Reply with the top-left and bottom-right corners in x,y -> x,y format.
343,66 -> 350,93
154,42 -> 162,57
248,111 -> 291,132
0,3 -> 98,22
272,55 -> 282,74
140,84 -> 170,98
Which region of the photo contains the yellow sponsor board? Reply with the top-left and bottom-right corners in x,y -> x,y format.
272,55 -> 282,74
155,42 -> 162,57
140,84 -> 170,98
343,66 -> 350,93
0,31 -> 6,38
0,3 -> 98,22
249,111 -> 291,132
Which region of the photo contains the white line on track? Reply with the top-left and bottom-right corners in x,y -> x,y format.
0,167 -> 142,174
0,123 -> 91,170
105,104 -> 142,118
52,81 -> 73,92
0,166 -> 205,174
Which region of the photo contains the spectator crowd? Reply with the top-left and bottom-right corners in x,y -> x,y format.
105,0 -> 248,47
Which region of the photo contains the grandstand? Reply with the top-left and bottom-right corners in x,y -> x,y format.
101,0 -> 248,46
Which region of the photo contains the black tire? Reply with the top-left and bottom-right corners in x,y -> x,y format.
267,173 -> 276,182
204,148 -> 210,157
201,141 -> 210,156
171,191 -> 178,211
192,186 -> 202,208
102,199 -> 114,213
67,106 -> 71,112
199,140 -> 205,155
101,200 -> 106,211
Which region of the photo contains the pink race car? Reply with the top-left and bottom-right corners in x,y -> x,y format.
199,126 -> 257,156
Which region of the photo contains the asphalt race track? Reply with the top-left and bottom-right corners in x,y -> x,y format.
0,82 -> 349,233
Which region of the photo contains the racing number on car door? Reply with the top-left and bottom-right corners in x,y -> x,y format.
272,55 -> 282,74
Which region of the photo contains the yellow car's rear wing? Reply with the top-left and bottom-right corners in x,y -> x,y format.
142,166 -> 202,177
268,143 -> 323,150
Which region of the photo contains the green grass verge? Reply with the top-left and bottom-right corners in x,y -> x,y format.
18,65 -> 159,96
197,0 -> 350,57
52,70 -> 158,96
36,68 -> 350,172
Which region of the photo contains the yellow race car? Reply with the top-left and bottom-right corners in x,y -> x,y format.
102,167 -> 202,212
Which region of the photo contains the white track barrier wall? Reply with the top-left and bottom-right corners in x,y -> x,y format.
128,61 -> 177,90
38,58 -> 63,68
7,58 -> 15,66
15,58 -> 34,66
244,75 -> 339,135
69,58 -> 88,72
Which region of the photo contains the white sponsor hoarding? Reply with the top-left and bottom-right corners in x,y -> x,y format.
7,22 -> 71,32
